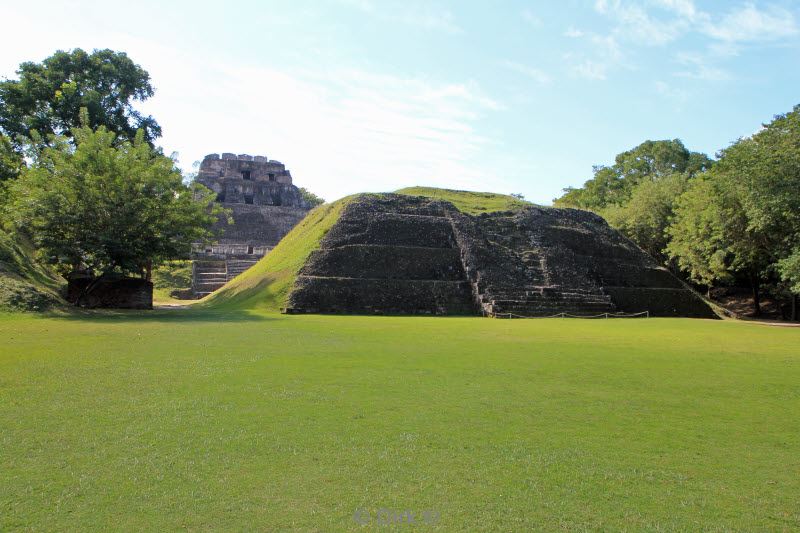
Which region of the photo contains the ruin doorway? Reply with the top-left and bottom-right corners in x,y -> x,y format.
242,170 -> 252,180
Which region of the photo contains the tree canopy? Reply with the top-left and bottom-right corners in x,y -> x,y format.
0,49 -> 160,150
7,126 -> 223,278
555,139 -> 712,211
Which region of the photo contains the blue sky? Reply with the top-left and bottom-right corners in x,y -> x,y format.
2,1 -> 799,204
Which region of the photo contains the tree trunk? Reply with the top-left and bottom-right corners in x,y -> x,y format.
792,294 -> 798,322
751,276 -> 762,317
145,260 -> 152,281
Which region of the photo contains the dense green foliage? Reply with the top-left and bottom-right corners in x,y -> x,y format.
297,187 -> 325,208
0,134 -> 24,183
6,126 -> 223,278
668,106 -> 800,313
396,186 -> 531,214
0,49 -> 160,150
1,312 -> 798,530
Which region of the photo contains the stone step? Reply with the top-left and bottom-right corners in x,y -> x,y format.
193,282 -> 227,292
195,272 -> 228,279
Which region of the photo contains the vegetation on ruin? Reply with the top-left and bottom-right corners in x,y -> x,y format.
202,196 -> 354,311
396,186 -> 531,214
1,311 -> 798,530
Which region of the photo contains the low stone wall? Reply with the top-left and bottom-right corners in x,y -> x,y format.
287,277 -> 476,315
67,275 -> 153,309
604,287 -> 715,317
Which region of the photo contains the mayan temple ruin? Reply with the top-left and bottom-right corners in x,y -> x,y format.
192,153 -> 311,297
284,194 -> 716,318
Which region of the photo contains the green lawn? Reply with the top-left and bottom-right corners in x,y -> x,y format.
1,312 -> 799,531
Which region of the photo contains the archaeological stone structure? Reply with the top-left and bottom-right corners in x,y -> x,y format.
284,194 -> 716,318
192,153 -> 311,297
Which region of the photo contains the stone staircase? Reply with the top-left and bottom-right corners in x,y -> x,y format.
226,259 -> 258,279
191,259 -> 259,298
449,209 -> 617,318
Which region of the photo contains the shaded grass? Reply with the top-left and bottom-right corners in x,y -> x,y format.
395,186 -> 531,214
0,230 -> 64,311
1,312 -> 799,530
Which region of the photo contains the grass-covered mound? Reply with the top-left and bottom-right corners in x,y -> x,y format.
0,230 -> 63,311
395,186 -> 530,214
1,312 -> 798,530
201,197 -> 354,311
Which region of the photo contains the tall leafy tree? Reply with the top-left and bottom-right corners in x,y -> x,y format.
7,126 -> 224,282
0,49 -> 160,150
668,105 -> 800,316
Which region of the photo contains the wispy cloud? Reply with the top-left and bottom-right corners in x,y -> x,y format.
501,60 -> 552,84
339,0 -> 463,34
703,3 -> 798,42
583,1 -> 799,81
564,27 -> 585,38
571,60 -> 609,81
674,52 -> 730,81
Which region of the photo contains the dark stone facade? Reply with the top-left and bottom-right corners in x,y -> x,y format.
192,153 -> 311,297
285,194 -> 717,318
66,274 -> 153,309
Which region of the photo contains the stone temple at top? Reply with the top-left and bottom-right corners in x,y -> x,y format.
191,153 -> 311,297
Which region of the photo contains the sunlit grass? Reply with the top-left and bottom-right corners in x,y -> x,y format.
1,312 -> 798,530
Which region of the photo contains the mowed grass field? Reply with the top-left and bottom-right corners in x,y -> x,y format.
1,312 -> 799,531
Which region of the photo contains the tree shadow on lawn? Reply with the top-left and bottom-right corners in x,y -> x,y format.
42,306 -> 273,324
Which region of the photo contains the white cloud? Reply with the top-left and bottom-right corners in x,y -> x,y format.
572,60 -> 609,80
564,27 -> 585,38
703,3 -> 798,42
501,60 -> 552,84
130,48 -> 506,201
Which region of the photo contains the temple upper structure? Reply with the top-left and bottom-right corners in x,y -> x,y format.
191,153 -> 311,297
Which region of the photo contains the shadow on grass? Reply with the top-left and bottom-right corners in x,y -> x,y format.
41,306 -> 274,324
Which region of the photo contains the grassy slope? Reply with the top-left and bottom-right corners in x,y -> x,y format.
395,186 -> 531,214
0,230 -> 64,310
1,312 -> 798,530
201,197 -> 353,311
